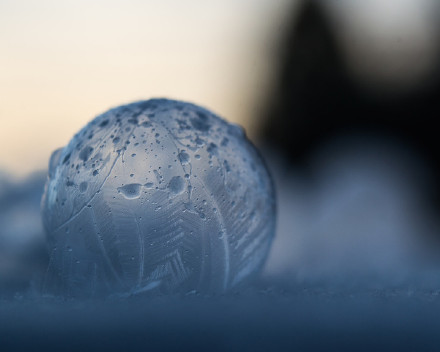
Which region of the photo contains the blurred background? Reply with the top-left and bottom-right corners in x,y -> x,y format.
2,0 -> 440,294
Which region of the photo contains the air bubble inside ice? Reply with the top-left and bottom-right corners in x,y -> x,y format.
79,182 -> 88,193
79,146 -> 93,161
178,151 -> 190,165
118,183 -> 142,199
41,99 -> 276,298
167,176 -> 185,195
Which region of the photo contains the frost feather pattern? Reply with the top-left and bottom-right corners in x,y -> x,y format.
41,99 -> 276,297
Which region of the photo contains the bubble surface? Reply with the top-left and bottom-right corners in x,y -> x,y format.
41,99 -> 276,297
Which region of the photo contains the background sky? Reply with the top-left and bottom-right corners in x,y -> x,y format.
0,0 -> 294,176
1,0 -> 438,177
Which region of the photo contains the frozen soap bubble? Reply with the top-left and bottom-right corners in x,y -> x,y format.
41,99 -> 276,297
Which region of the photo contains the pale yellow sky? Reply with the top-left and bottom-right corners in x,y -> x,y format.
0,0 -> 294,176
3,0 -> 434,177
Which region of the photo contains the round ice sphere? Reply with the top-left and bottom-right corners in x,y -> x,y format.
41,99 -> 275,297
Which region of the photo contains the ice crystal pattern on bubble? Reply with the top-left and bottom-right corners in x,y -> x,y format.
41,99 -> 276,297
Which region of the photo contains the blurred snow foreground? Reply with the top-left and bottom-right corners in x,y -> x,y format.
264,136 -> 440,288
0,171 -> 47,293
41,99 -> 275,297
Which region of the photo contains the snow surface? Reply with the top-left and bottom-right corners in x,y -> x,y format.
2,287 -> 440,351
